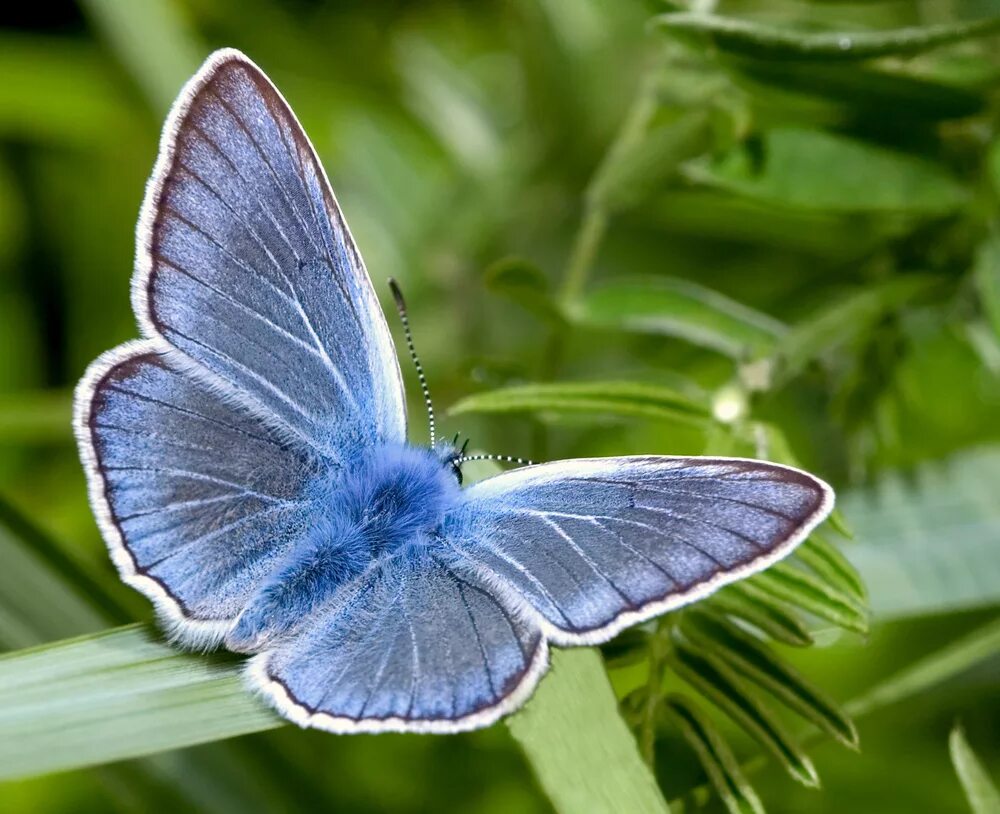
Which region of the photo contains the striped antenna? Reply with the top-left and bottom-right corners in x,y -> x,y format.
388,279 -> 436,448
458,453 -> 535,467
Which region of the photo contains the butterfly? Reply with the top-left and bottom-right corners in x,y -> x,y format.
73,49 -> 834,734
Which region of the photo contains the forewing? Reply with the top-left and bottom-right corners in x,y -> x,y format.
75,341 -> 328,646
445,456 -> 833,644
249,553 -> 547,733
135,49 -> 406,459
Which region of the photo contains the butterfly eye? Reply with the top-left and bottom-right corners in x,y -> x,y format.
451,461 -> 463,485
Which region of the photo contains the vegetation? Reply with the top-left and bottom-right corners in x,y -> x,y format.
1,1 -> 999,812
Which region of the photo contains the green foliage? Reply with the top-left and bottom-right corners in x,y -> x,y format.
450,380 -> 712,427
950,726 -> 1000,814
507,649 -> 671,814
3,0 -> 1000,812
570,277 -> 785,359
653,12 -> 1000,62
0,625 -> 279,780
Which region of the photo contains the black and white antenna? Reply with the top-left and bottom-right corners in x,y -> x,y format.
388,279 -> 436,448
457,453 -> 535,467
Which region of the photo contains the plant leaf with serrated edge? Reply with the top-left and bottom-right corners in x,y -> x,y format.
653,12 -> 1000,62
571,277 -> 785,359
663,695 -> 765,814
668,642 -> 819,787
751,563 -> 869,634
949,725 -> 1000,814
796,534 -> 867,606
449,380 -> 712,427
484,257 -> 565,326
680,611 -> 859,750
708,583 -> 813,647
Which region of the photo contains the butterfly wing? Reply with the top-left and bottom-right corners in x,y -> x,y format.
75,50 -> 403,644
248,554 -> 546,733
444,456 -> 833,644
134,49 -> 405,458
75,342 -> 329,645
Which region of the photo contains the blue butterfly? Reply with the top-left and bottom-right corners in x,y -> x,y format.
74,49 -> 834,733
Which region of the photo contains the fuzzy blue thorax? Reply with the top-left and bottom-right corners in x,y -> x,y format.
227,443 -> 461,652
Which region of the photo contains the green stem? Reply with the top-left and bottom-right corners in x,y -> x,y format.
559,207 -> 608,305
640,618 -> 673,765
558,62 -> 663,305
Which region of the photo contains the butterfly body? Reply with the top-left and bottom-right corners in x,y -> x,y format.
75,49 -> 835,733
228,442 -> 460,652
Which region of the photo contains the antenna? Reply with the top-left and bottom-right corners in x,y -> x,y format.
388,279 -> 436,448
457,453 -> 535,467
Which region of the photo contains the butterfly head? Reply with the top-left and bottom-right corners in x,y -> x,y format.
435,434 -> 470,485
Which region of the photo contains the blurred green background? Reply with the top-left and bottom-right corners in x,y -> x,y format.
2,1 -> 1000,812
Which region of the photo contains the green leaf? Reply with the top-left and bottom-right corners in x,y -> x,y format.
729,60 -> 985,121
750,563 -> 869,634
669,642 -> 819,787
950,725 -> 1000,814
0,625 -> 282,780
653,12 -> 1000,62
507,648 -> 671,814
771,276 -> 940,383
795,535 -> 867,607
707,585 -> 814,648
662,695 -> 765,814
484,257 -> 565,326
0,390 -> 73,444
680,611 -> 859,749
0,574 -> 670,814
571,277 -> 786,359
449,380 -> 712,427
842,447 -> 1000,620
973,236 -> 1000,342
687,129 -> 967,214
847,616 -> 1000,718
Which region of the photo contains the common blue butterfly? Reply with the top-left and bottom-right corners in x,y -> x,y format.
74,50 -> 834,733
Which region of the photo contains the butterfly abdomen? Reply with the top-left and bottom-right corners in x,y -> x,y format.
227,443 -> 459,653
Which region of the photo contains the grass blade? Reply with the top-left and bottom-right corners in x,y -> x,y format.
847,616 -> 1000,717
0,625 -> 281,780
507,647 -> 671,814
950,725 -> 1000,814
